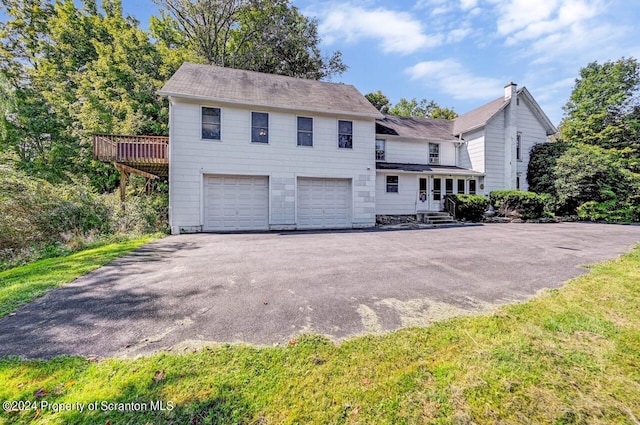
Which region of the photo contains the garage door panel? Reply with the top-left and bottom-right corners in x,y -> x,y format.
297,178 -> 351,229
204,175 -> 269,231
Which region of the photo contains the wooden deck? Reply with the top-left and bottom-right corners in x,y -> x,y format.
93,134 -> 169,177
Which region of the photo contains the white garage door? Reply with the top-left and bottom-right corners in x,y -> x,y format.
204,175 -> 269,231
297,178 -> 351,229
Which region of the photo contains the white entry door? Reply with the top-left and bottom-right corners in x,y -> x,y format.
203,175 -> 269,231
297,178 -> 351,229
430,177 -> 443,211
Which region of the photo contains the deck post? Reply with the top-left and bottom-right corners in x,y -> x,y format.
120,168 -> 128,209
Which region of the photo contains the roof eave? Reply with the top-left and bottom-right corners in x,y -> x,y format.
158,91 -> 385,120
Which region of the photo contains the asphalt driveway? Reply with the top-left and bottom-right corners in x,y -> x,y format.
2,222 -> 640,359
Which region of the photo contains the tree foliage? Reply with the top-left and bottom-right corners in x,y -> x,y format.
365,92 -> 458,119
560,57 -> 640,151
526,141 -> 569,195
365,91 -> 391,114
154,0 -> 346,79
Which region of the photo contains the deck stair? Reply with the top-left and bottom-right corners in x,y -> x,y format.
418,212 -> 457,225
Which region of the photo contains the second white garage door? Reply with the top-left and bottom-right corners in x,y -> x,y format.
204,175 -> 269,231
297,178 -> 352,229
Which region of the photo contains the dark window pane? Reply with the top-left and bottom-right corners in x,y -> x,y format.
202,107 -> 221,140
251,127 -> 268,143
297,132 -> 313,146
338,134 -> 352,149
202,124 -> 220,140
469,180 -> 476,194
386,176 -> 398,193
338,120 -> 352,134
252,112 -> 268,128
445,178 -> 453,194
298,117 -> 313,132
457,179 -> 465,193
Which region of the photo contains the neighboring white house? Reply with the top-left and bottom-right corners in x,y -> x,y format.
159,63 -> 557,233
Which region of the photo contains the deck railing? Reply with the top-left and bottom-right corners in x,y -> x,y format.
93,134 -> 169,164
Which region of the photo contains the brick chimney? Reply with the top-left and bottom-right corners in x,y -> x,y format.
504,82 -> 517,100
503,82 -> 518,189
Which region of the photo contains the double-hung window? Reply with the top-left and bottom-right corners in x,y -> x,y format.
375,139 -> 386,161
386,176 -> 398,193
338,120 -> 353,149
429,143 -> 440,164
297,117 -> 313,146
251,112 -> 269,143
516,132 -> 522,161
202,107 -> 221,140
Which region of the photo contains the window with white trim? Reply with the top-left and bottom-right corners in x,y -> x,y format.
469,179 -> 477,194
338,120 -> 353,149
457,179 -> 465,194
516,132 -> 522,161
375,139 -> 386,161
202,107 -> 221,140
429,143 -> 440,164
251,112 -> 269,143
386,175 -> 398,193
297,116 -> 313,146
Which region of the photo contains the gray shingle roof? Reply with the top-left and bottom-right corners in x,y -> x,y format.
376,114 -> 456,141
158,62 -> 383,119
377,162 -> 484,175
452,96 -> 507,135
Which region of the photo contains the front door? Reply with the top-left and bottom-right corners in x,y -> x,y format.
431,177 -> 443,211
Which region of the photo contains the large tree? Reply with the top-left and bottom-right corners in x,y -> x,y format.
560,57 -> 640,151
389,97 -> 457,119
0,0 -> 170,189
154,0 -> 346,79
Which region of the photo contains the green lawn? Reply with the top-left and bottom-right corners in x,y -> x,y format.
1,243 -> 639,424
0,236 -> 159,318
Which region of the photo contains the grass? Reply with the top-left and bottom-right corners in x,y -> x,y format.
0,235 -> 160,318
1,244 -> 639,424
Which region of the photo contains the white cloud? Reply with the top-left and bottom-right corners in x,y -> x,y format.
460,0 -> 478,10
318,5 -> 442,54
406,59 -> 504,100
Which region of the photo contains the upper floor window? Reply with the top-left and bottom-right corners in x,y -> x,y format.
338,120 -> 353,149
375,139 -> 386,161
429,143 -> 440,164
202,107 -> 221,140
516,132 -> 522,161
297,116 -> 313,146
386,175 -> 398,193
251,112 -> 269,143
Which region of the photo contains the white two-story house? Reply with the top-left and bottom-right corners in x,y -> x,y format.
159,63 -> 556,233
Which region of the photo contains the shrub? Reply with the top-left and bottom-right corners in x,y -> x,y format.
446,194 -> 489,222
527,141 -> 569,195
577,198 -> 640,222
490,190 -> 545,219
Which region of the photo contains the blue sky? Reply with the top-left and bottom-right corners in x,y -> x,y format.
7,0 -> 640,126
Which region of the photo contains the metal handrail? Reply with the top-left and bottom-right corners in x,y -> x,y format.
444,195 -> 457,219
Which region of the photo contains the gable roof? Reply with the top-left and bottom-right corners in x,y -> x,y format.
376,115 -> 456,141
158,62 -> 383,119
452,96 -> 507,135
451,88 -> 558,136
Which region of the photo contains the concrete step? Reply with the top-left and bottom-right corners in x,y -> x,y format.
418,212 -> 457,225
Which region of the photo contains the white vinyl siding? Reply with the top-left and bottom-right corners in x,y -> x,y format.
168,99 -> 376,232
383,138 -> 457,166
203,175 -> 268,231
516,100 -> 549,191
483,112 -> 506,194
375,173 -> 417,215
297,178 -> 351,228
